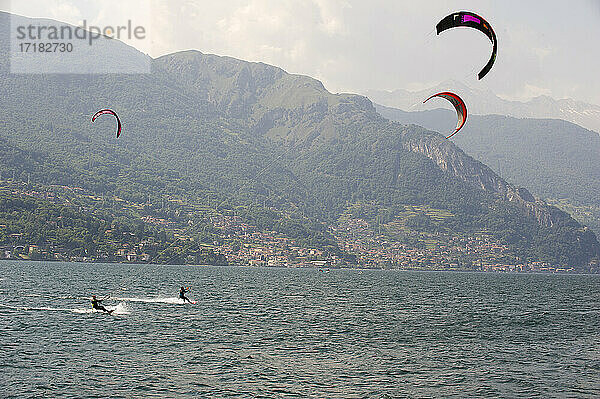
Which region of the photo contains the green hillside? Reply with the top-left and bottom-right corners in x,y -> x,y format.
0,12 -> 598,269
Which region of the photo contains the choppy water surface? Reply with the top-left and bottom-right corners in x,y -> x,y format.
1,261 -> 599,398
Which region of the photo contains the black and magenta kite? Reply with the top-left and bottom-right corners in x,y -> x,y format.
436,11 -> 497,80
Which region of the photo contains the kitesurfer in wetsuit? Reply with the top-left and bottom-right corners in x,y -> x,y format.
179,286 -> 192,304
91,295 -> 113,314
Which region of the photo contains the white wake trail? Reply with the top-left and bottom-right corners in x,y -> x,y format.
0,301 -> 131,315
111,296 -> 192,304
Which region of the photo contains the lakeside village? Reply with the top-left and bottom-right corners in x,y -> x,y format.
0,185 -> 588,273
210,215 -> 580,273
0,218 -> 582,273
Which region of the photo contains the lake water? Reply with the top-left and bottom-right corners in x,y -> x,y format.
1,261 -> 599,398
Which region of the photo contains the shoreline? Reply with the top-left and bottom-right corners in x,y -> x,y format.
1,258 -> 598,275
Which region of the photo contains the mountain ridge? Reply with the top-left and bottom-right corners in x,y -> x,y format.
365,81 -> 600,134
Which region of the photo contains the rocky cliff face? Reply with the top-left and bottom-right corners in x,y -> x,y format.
401,128 -> 575,228
157,50 -> 590,234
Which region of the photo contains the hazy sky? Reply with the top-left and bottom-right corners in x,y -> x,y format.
3,0 -> 599,104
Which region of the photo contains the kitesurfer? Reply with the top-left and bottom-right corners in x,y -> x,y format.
91,295 -> 113,314
179,286 -> 192,304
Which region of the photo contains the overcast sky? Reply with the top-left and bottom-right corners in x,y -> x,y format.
3,0 -> 599,104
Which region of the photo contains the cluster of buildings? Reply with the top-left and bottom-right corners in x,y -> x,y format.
0,239 -> 156,264
0,243 -> 81,262
211,215 -> 339,268
0,182 -> 592,272
330,217 -> 575,272
209,214 -> 579,272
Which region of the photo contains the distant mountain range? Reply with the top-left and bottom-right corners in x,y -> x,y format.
0,11 -> 598,269
364,81 -> 600,134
